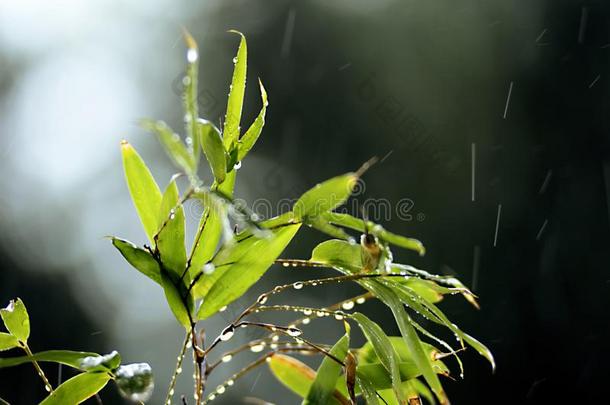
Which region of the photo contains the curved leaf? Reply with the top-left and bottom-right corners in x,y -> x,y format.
0,333 -> 19,352
237,79 -> 268,161
156,178 -> 187,280
111,237 -> 161,285
199,119 -> 227,183
1,298 -> 29,343
121,141 -> 162,244
293,173 -> 358,221
160,273 -> 191,329
223,30 -> 247,149
0,350 -> 99,370
140,120 -> 195,175
40,372 -> 111,405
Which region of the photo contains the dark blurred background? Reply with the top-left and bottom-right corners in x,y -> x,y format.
1,0 -> 609,404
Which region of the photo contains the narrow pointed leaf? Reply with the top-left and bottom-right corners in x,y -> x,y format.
0,333 -> 19,351
293,173 -> 358,221
0,298 -> 29,342
237,79 -> 267,161
121,141 -> 162,244
141,120 -> 195,175
304,326 -> 350,404
40,372 -> 111,405
156,178 -> 187,280
111,237 -> 161,285
223,30 -> 247,149
199,119 -> 227,183
0,350 -> 99,370
356,375 -> 380,405
160,273 -> 191,329
311,239 -> 362,270
195,222 -> 300,319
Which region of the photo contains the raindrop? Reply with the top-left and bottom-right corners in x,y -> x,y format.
220,326 -> 235,341
209,394 -> 216,401
222,355 -> 232,363
286,327 -> 302,337
341,301 -> 355,311
303,309 -> 313,316
234,161 -> 242,170
176,367 -> 182,374
203,263 -> 215,275
233,57 -> 238,64
302,317 -> 311,325
250,343 -> 265,353
282,262 -> 290,268
347,237 -> 357,245
187,48 -> 199,63
219,306 -> 228,312
182,76 -> 191,86
293,282 -> 304,290
271,335 -> 280,342
257,294 -> 268,305
45,385 -> 51,392
316,311 -> 326,317
227,379 -> 235,386
216,385 -> 226,394
169,389 -> 175,396
334,313 -> 344,320
356,297 -> 366,305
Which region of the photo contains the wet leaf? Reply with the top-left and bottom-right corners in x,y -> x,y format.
195,222 -> 300,319
223,30 -> 247,149
121,141 -> 162,244
267,354 -> 347,405
111,237 -> 161,285
321,212 -> 425,256
356,375 -> 380,405
293,173 -> 358,221
351,313 -> 405,403
311,239 -> 362,270
0,350 -> 99,370
0,298 -> 29,343
40,372 -> 111,405
304,325 -> 350,404
115,363 -> 154,403
141,120 -> 195,175
199,119 -> 227,183
237,79 -> 267,161
156,178 -> 187,280
0,333 -> 19,351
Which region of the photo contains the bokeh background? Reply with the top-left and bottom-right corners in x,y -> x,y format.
1,0 -> 609,404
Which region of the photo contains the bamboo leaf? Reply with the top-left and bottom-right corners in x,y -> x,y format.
237,79 -> 268,161
0,350 -> 99,370
140,120 -> 195,175
223,30 -> 247,150
111,237 -> 161,285
156,178 -> 187,280
293,174 -> 358,221
0,298 -> 29,343
40,372 -> 111,405
160,273 -> 191,329
304,325 -> 350,404
0,333 -> 19,352
121,141 -> 162,245
183,29 -> 200,165
199,119 -> 227,183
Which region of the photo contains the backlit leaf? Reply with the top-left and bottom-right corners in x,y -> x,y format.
0,333 -> 19,352
111,237 -> 161,285
223,30 -> 247,149
199,119 -> 227,183
293,174 -> 358,221
237,79 -> 267,161
156,178 -> 187,280
141,120 -> 195,175
0,298 -> 29,342
40,372 -> 111,405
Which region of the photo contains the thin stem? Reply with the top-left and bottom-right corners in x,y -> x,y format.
165,330 -> 192,405
23,344 -> 53,393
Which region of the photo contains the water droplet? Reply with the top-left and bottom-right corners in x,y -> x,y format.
250,343 -> 265,353
234,161 -> 242,170
169,389 -> 175,396
233,57 -> 238,64
334,313 -> 344,320
227,379 -> 234,386
216,385 -> 226,394
219,305 -> 228,312
176,367 -> 182,374
187,48 -> 199,63
348,237 -> 357,245
270,343 -> 278,349
220,326 -> 234,341
45,385 -> 51,392
282,262 -> 290,267
316,311 -> 326,317
182,76 -> 191,86
293,282 -> 304,290
302,317 -> 311,325
222,354 -> 232,363
257,294 -> 268,305
303,309 -> 312,316
356,297 -> 366,305
203,263 -> 215,275
271,335 -> 279,342
208,394 -> 216,401
341,301 -> 355,311
286,327 -> 302,337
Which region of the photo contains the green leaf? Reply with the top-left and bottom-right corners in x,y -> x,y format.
183,29 -> 200,166
0,350 -> 99,370
140,120 -> 195,175
321,212 -> 426,256
268,354 -> 347,405
121,141 -> 163,245
351,313 -> 405,403
237,79 -> 268,161
111,237 -> 161,285
160,273 -> 191,329
188,171 -> 236,279
223,30 -> 247,149
0,333 -> 19,351
293,173 -> 358,221
304,326 -> 350,404
195,222 -> 300,319
0,299 -> 29,342
311,239 -> 362,270
355,375 -> 380,405
115,363 -> 154,402
199,119 -> 227,183
156,178 -> 187,280
40,372 -> 111,405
